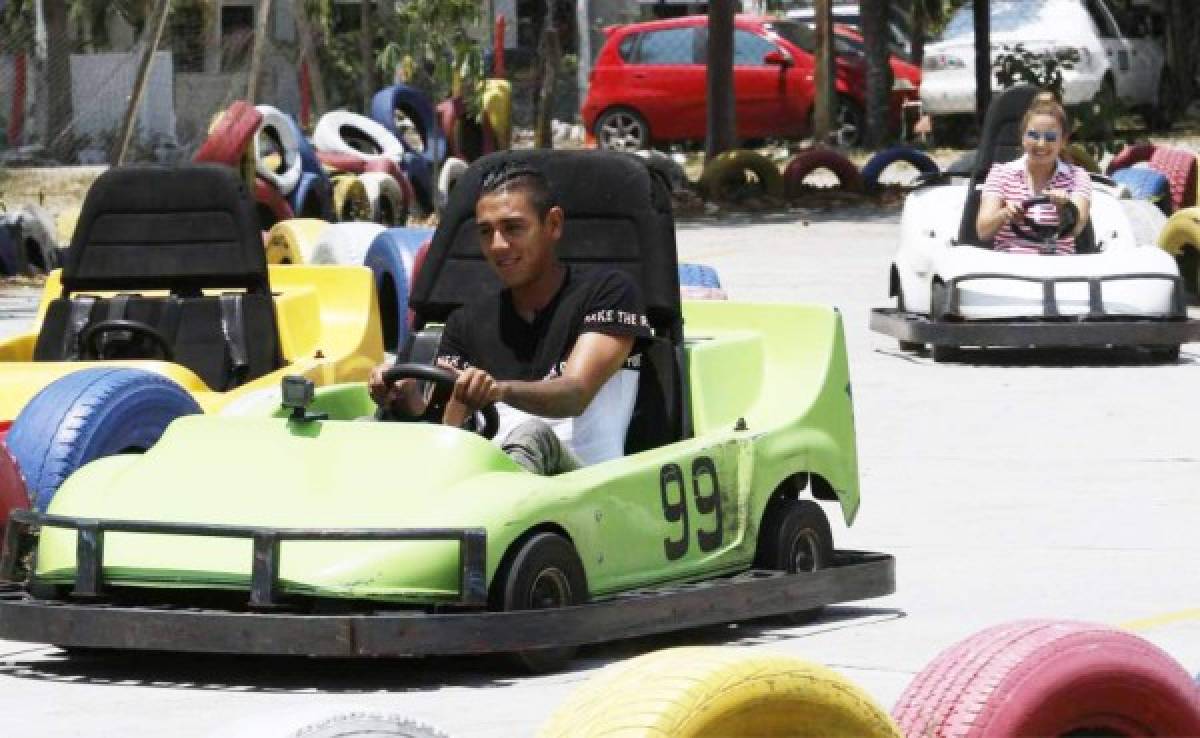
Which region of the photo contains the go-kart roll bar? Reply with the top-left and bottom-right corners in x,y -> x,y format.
0,510 -> 488,608
941,271 -> 1188,319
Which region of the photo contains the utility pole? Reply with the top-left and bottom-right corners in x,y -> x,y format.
705,0 -> 736,159
812,0 -> 834,144
973,0 -> 991,131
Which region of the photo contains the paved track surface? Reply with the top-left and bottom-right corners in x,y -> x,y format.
1,208 -> 1197,736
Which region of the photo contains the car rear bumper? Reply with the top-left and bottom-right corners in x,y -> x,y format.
870,307 -> 1200,347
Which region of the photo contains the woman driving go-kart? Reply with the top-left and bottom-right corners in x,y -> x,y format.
976,92 -> 1093,255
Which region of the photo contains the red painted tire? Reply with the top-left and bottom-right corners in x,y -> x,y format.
254,176 -> 295,231
0,441 -> 31,544
893,619 -> 1200,738
195,100 -> 262,170
783,146 -> 863,196
1105,142 -> 1156,175
1150,145 -> 1199,210
318,151 -> 368,174
437,97 -> 467,160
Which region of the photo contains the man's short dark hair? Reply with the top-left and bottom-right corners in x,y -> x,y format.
479,162 -> 558,219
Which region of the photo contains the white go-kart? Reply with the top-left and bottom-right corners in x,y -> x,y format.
870,86 -> 1200,362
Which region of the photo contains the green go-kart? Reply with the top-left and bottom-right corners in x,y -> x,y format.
0,151 -> 893,671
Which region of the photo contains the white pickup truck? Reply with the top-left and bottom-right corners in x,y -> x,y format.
920,0 -> 1170,134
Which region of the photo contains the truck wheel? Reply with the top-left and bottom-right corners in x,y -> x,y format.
6,368 -> 201,511
893,619 -> 1200,738
754,498 -> 833,624
538,647 -> 902,738
492,532 -> 587,674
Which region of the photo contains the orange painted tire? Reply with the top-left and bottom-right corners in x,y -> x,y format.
1149,145 -> 1198,210
783,146 -> 863,196
894,619 -> 1200,738
194,101 -> 262,191
1105,142 -> 1156,175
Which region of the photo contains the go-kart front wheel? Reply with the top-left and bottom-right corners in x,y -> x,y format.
754,498 -> 833,624
491,532 -> 588,673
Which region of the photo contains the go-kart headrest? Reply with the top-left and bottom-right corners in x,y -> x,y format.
409,149 -> 682,342
63,164 -> 269,295
959,85 -> 1040,245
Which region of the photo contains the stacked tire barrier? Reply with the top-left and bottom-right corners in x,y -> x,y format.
1107,142 -> 1198,213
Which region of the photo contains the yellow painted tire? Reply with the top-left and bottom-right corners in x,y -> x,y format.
1065,142 -> 1099,174
699,150 -> 784,201
481,78 -> 512,150
358,171 -> 408,226
264,218 -> 330,265
332,174 -> 371,223
537,647 -> 902,738
1159,206 -> 1200,256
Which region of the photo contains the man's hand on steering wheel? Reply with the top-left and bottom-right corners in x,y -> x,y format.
378,363 -> 500,439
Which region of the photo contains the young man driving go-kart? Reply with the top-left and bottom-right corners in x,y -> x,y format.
367,163 -> 651,475
976,92 -> 1093,255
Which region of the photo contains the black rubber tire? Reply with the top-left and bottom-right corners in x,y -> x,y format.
5,368 -> 201,511
861,146 -> 939,193
701,149 -> 786,201
491,532 -> 588,673
754,498 -> 834,624
594,107 -> 650,152
894,282 -> 925,353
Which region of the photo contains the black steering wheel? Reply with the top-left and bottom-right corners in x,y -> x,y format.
380,363 -> 499,440
79,319 -> 174,361
1008,196 -> 1080,253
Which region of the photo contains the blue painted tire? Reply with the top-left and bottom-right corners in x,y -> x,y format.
364,227 -> 434,354
289,171 -> 335,221
861,146 -> 939,193
371,84 -> 445,168
6,368 -> 201,511
402,151 -> 435,216
678,263 -> 722,289
1112,167 -> 1173,215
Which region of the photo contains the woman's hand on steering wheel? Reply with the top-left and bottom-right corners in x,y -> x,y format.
1008,195 -> 1079,251
379,363 -> 500,439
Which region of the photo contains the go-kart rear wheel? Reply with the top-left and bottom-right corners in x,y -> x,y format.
754,498 -> 833,624
894,283 -> 925,353
492,532 -> 588,673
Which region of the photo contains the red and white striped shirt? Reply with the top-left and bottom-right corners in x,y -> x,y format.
981,156 -> 1092,254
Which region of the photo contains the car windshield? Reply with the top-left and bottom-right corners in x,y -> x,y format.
766,21 -> 859,56
940,0 -> 1090,41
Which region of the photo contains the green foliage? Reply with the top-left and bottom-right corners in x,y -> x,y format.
376,0 -> 485,116
1,0 -> 34,47
991,43 -> 1078,98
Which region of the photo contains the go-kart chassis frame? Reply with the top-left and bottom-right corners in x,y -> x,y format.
0,510 -> 895,657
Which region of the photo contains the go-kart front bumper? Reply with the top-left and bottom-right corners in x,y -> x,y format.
0,511 -> 895,657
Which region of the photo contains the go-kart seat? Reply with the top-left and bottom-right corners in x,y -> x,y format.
958,84 -> 1097,254
33,164 -> 283,390
407,149 -> 687,454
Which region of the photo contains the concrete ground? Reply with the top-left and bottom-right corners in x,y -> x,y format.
0,207 -> 1197,736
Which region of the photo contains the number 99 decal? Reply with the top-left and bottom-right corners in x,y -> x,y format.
659,455 -> 724,561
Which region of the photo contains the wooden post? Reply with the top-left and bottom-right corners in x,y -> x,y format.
247,0 -> 274,104
359,0 -> 374,112
705,0 -> 736,160
812,0 -> 834,145
113,0 -> 171,165
292,0 -> 328,123
973,0 -> 991,131
534,23 -> 561,149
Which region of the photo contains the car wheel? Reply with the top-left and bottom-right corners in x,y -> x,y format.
594,108 -> 649,152
6,368 -> 201,511
832,95 -> 864,148
754,498 -> 833,624
492,532 -> 588,673
894,283 -> 925,353
893,620 -> 1200,738
539,647 -> 903,738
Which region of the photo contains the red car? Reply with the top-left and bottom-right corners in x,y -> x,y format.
582,15 -> 920,150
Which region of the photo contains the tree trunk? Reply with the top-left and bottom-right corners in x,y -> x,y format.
1166,0 -> 1196,105
292,0 -> 328,123
43,0 -> 72,160
973,0 -> 991,131
812,0 -> 834,144
360,0 -> 376,112
861,0 -> 891,148
534,12 -> 561,149
705,0 -> 736,160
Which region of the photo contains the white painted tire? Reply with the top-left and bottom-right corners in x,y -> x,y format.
310,222 -> 386,266
358,171 -> 408,226
254,105 -> 303,197
13,204 -> 60,273
313,111 -> 405,162
436,156 -> 469,212
1119,198 -> 1167,248
264,218 -> 330,265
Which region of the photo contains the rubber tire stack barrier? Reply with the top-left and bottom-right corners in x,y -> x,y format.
254,105 -> 304,197
1105,142 -> 1157,175
699,149 -> 785,201
1119,198 -> 1168,248
436,157 -> 469,213
635,150 -> 690,193
6,368 -> 202,511
538,647 -> 903,738
893,619 -> 1200,738
264,218 -> 332,265
254,176 -> 296,231
370,84 -> 445,167
1065,142 -> 1099,174
782,146 -> 863,197
358,172 -> 408,226
289,171 -> 335,221
678,263 -> 728,300
194,101 -> 262,192
1111,167 -> 1173,215
0,442 -> 30,545
481,78 -> 513,150
1149,145 -> 1198,211
310,222 -> 387,267
332,175 -> 371,223
312,111 -> 406,162
364,227 -> 434,354
860,146 -> 939,193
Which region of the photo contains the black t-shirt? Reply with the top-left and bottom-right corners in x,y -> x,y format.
435,265 -> 652,379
